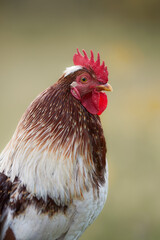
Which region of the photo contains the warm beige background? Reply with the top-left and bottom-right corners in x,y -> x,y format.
0,1 -> 160,239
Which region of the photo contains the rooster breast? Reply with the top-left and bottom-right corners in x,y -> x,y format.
0,164 -> 108,240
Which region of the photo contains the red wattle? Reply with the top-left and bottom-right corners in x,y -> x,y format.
81,90 -> 108,115
97,92 -> 108,115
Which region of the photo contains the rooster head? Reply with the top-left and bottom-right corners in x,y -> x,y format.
64,49 -> 112,115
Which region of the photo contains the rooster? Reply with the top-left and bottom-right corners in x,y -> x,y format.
0,49 -> 112,240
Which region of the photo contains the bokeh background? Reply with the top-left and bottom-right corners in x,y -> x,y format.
0,0 -> 160,239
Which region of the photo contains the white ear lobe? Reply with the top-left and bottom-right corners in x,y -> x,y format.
70,81 -> 78,88
70,86 -> 81,100
64,65 -> 82,77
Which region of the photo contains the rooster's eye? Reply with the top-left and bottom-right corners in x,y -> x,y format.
81,77 -> 88,83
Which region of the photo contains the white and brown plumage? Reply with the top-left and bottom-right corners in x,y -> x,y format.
0,49 -> 112,240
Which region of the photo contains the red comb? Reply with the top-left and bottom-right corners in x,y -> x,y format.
73,49 -> 108,83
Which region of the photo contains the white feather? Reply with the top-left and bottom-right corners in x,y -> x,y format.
0,130 -> 94,205
3,166 -> 108,240
64,66 -> 82,77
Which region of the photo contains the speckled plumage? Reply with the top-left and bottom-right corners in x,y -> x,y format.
0,50 -> 110,240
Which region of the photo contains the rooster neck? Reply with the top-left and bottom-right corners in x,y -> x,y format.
0,79 -> 107,204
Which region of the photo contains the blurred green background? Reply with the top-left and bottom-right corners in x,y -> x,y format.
0,0 -> 160,239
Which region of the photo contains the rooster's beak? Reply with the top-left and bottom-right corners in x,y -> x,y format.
96,83 -> 113,92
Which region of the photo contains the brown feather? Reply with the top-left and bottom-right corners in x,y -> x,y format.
4,227 -> 16,240
12,69 -> 106,189
0,173 -> 67,219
